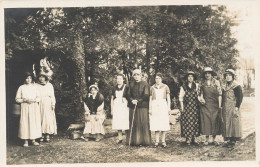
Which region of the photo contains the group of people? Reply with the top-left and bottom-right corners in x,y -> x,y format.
15,72 -> 57,147
15,66 -> 243,148
81,67 -> 243,148
179,67 -> 243,147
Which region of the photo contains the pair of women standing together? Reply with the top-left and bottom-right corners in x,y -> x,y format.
179,67 -> 243,147
15,72 -> 57,147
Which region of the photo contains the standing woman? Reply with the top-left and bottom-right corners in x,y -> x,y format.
37,72 -> 57,142
149,73 -> 171,147
83,84 -> 105,141
222,69 -> 243,147
199,67 -> 222,145
15,72 -> 41,147
111,74 -> 129,143
179,71 -> 200,145
126,69 -> 151,146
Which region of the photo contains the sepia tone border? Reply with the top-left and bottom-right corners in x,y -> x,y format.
0,0 -> 259,167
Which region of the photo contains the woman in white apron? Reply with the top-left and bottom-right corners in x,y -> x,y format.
149,73 -> 171,147
111,74 -> 129,143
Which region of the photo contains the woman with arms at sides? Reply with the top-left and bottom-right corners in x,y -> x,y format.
222,69 -> 243,147
179,71 -> 200,145
149,72 -> 171,147
37,72 -> 57,142
111,73 -> 129,144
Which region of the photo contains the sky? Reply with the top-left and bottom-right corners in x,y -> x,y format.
226,3 -> 260,60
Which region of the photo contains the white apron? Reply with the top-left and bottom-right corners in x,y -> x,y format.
112,85 -> 129,130
150,86 -> 170,131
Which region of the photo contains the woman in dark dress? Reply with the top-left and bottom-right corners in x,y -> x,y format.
179,71 -> 200,145
222,69 -> 243,147
199,67 -> 222,145
126,69 -> 152,146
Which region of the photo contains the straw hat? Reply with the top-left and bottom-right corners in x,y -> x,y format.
223,69 -> 236,79
184,71 -> 197,80
202,67 -> 217,77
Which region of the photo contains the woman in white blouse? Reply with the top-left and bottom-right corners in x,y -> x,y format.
179,71 -> 200,145
15,72 -> 42,147
37,72 -> 57,142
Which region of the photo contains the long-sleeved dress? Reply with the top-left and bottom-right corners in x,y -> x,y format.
83,93 -> 105,137
15,84 -> 42,140
126,80 -> 151,146
179,82 -> 200,139
37,82 -> 57,135
200,78 -> 222,135
111,84 -> 129,131
222,81 -> 243,139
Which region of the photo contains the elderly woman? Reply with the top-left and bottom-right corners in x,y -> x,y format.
126,69 -> 151,146
111,73 -> 129,144
149,73 -> 171,147
83,84 -> 105,142
15,72 -> 41,147
222,69 -> 243,147
179,71 -> 200,145
199,67 -> 222,145
37,72 -> 57,142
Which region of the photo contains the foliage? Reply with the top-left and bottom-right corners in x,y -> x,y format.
5,5 -> 239,122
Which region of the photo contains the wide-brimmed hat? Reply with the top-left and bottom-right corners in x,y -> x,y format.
37,72 -> 49,81
89,84 -> 99,91
184,71 -> 197,80
202,67 -> 217,77
224,69 -> 235,78
132,69 -> 141,76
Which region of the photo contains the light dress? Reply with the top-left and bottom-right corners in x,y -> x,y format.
112,85 -> 129,130
37,82 -> 57,135
15,84 -> 42,139
150,85 -> 170,131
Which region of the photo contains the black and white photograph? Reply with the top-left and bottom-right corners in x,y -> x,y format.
0,0 -> 259,167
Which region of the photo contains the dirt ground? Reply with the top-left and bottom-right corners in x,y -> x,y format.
6,97 -> 256,165
6,123 -> 255,165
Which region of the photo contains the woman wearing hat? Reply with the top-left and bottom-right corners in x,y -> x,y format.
179,71 -> 200,145
111,73 -> 129,143
199,67 -> 222,145
82,84 -> 105,141
222,69 -> 243,147
149,73 -> 171,147
37,72 -> 57,142
126,69 -> 152,146
15,72 -> 42,147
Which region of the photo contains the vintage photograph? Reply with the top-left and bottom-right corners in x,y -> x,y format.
1,1 -> 259,166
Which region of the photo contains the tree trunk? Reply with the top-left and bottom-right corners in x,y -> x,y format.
68,31 -> 87,123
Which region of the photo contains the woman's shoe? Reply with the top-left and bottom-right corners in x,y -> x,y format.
162,142 -> 167,148
154,142 -> 159,147
23,143 -> 29,147
45,138 -> 50,142
95,138 -> 101,142
32,141 -> 40,146
203,141 -> 209,146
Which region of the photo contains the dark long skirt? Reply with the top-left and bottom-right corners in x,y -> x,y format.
126,107 -> 151,146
